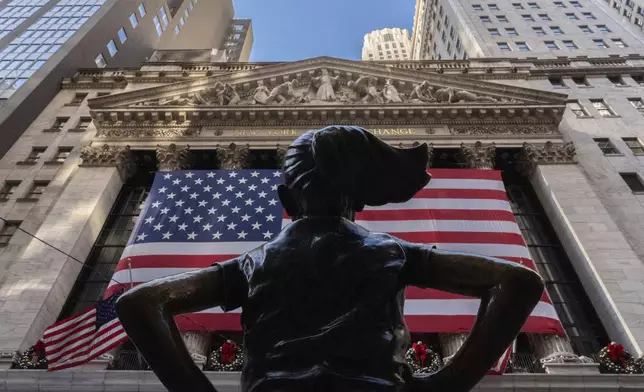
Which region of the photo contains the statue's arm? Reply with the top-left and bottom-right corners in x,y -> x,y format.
115,264 -> 229,392
399,241 -> 544,392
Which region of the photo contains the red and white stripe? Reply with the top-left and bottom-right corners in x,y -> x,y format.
43,307 -> 127,371
106,169 -> 564,336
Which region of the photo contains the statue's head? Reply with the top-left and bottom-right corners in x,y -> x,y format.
278,126 -> 430,221
321,68 -> 329,75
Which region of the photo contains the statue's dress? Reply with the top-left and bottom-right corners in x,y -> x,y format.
217,216 -> 431,392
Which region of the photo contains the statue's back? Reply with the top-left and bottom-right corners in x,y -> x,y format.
218,216 -> 412,392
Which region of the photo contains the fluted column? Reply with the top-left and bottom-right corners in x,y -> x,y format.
439,142 -> 496,363
155,144 -> 210,363
216,143 -> 250,170
276,144 -> 288,168
516,142 -> 596,373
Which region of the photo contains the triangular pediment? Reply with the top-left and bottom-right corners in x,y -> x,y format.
89,57 -> 567,111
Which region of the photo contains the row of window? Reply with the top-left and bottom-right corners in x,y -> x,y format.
595,137 -> 644,156
174,0 -> 197,36
95,3 -> 146,68
481,11 -> 597,22
0,2 -> 45,40
473,0 -> 583,11
496,38 -> 627,51
549,75 -> 643,88
567,98 -> 644,118
488,24 -> 611,36
19,146 -> 73,165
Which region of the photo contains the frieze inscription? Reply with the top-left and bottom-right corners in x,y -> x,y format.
224,128 -> 420,138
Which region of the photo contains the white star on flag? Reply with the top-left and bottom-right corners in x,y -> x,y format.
137,233 -> 148,241
178,223 -> 188,231
227,222 -> 237,230
238,231 -> 248,239
251,171 -> 259,177
207,172 -> 216,178
185,172 -> 194,178
163,173 -> 172,180
153,223 -> 163,231
162,232 -> 172,240
187,232 -> 197,240
184,207 -> 194,214
169,215 -> 179,223
175,200 -> 185,207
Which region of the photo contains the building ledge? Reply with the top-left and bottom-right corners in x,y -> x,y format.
0,370 -> 643,391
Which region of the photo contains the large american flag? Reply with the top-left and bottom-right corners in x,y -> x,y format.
106,169 -> 564,336
43,292 -> 127,371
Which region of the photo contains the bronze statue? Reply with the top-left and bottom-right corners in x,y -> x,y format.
116,126 -> 544,392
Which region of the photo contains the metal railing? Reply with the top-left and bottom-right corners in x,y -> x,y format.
505,353 -> 546,374
108,350 -> 150,371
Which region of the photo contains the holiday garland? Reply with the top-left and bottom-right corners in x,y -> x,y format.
597,342 -> 644,374
14,340 -> 47,370
405,341 -> 442,374
206,340 -> 244,371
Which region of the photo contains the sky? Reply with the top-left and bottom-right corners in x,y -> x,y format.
232,0 -> 415,62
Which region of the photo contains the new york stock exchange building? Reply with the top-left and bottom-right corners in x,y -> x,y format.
2,51 -> 644,391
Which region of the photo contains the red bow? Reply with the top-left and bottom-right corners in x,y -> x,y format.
412,342 -> 428,363
221,341 -> 237,364
608,343 -> 625,362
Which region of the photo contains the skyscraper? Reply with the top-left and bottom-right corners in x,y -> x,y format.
0,0 -> 249,159
411,0 -> 644,60
362,27 -> 412,61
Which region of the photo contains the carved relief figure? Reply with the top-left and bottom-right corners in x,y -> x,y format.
347,76 -> 384,104
409,81 -> 437,103
434,87 -> 498,103
194,82 -> 240,106
252,81 -> 271,105
312,68 -> 339,101
268,79 -> 308,104
383,79 -> 403,103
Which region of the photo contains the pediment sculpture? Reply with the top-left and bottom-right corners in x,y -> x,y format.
132,69 -> 519,107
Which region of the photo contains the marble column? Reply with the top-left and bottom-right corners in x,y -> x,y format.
276,144 -> 288,168
0,144 -> 134,365
216,143 -> 250,170
155,144 -> 210,364
439,142 -> 496,363
516,142 -> 599,374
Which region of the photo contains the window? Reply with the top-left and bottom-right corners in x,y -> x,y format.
517,41 -> 531,51
593,39 -> 608,48
97,92 -> 111,97
95,53 -> 106,68
533,27 -> 546,35
24,147 -> 46,164
523,14 -> 535,20
106,40 -> 117,57
620,173 -> 644,192
569,101 -> 590,117
506,27 -> 518,35
594,138 -> 619,154
550,77 -> 566,87
27,181 -> 49,199
497,14 -> 508,21
117,27 -> 127,44
528,2 -> 540,7
52,147 -> 73,163
473,4 -> 484,10
383,33 -> 394,41
174,25 -> 180,35
497,42 -> 511,50
50,118 -> 69,130
514,2 -> 525,8
572,76 -> 589,86
153,16 -> 162,36
583,12 -> 596,19
631,75 -> 644,85
570,0 -> 582,6
608,76 -> 626,86
564,40 -> 578,49
579,25 -> 592,33
566,13 -> 579,19
159,7 -> 169,28
489,3 -> 500,10
69,93 -> 88,105
489,28 -> 501,35
480,15 -> 491,22
551,26 -> 564,34
623,137 -> 644,154
545,41 -> 560,49
138,3 -> 146,17
591,99 -> 615,116
554,1 -> 566,7
539,13 -> 551,20
129,13 -> 138,29
612,38 -> 628,48
0,182 -> 20,199
0,221 -> 20,245
596,24 -> 611,32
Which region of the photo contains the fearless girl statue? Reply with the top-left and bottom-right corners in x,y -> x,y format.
116,125 -> 544,392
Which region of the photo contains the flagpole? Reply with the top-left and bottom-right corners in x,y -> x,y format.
127,258 -> 134,290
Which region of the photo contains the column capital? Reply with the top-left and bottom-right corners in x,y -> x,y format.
460,141 -> 496,170
216,143 -> 250,170
156,144 -> 192,172
276,144 -> 288,168
80,144 -> 137,181
517,141 -> 576,176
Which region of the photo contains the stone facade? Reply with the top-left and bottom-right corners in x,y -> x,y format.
1,55 -> 644,387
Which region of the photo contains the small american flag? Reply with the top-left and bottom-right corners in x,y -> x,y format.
43,292 -> 127,371
107,169 -> 564,335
